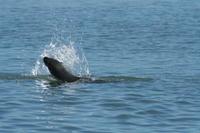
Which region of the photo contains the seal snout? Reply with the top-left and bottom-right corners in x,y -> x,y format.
43,56 -> 50,65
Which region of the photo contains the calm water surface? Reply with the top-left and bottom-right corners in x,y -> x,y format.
0,0 -> 200,133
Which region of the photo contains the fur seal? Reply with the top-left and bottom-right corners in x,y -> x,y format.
43,57 -> 80,82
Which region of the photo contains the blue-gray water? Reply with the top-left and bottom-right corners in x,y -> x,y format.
1,0 -> 200,132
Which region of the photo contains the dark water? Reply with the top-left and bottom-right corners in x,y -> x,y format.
1,0 -> 200,132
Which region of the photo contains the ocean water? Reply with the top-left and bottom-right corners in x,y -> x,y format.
1,0 -> 200,132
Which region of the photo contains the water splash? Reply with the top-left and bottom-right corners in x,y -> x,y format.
32,41 -> 90,77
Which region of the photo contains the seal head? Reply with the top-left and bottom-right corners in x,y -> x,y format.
43,57 -> 80,82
